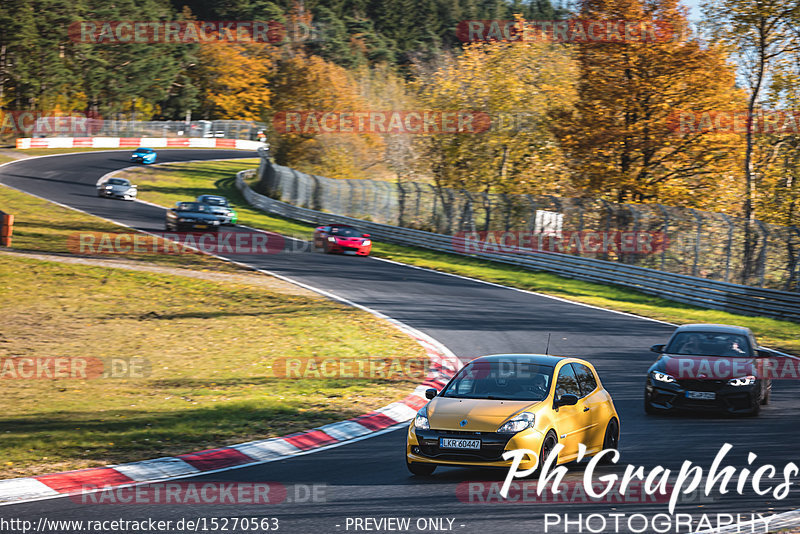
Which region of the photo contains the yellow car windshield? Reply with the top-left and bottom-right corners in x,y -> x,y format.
441,361 -> 554,401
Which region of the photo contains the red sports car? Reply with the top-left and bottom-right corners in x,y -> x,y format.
313,224 -> 372,256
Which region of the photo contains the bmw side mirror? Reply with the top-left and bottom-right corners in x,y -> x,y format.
556,394 -> 579,407
362,233 -> 371,238
425,388 -> 438,400
650,344 -> 665,353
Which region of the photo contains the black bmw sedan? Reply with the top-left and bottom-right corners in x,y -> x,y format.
165,202 -> 222,232
644,324 -> 773,416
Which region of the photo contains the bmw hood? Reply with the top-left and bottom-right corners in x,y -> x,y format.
426,397 -> 540,432
176,212 -> 219,221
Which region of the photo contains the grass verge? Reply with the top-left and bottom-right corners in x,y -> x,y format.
0,254 -> 427,478
125,160 -> 800,354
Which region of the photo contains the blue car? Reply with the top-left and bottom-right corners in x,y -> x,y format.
130,147 -> 156,164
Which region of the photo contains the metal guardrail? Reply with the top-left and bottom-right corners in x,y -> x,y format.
256,155 -> 800,291
236,169 -> 800,323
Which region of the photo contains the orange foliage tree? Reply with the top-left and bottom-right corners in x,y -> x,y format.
555,0 -> 745,210
192,41 -> 275,121
269,51 -> 384,179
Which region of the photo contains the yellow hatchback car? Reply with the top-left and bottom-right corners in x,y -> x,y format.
406,354 -> 620,475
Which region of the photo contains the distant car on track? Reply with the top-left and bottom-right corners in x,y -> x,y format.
197,194 -> 238,225
313,224 -> 372,256
96,177 -> 137,200
406,354 -> 620,476
130,147 -> 156,164
645,324 -> 773,416
165,202 -> 221,232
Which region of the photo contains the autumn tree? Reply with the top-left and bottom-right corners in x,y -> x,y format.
268,51 -> 383,179
756,58 -> 800,227
556,0 -> 744,209
191,40 -> 274,121
413,38 -> 577,223
703,0 -> 800,280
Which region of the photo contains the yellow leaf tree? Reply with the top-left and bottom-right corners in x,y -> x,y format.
414,39 -> 578,196
555,0 -> 745,210
269,51 -> 384,179
193,41 -> 275,120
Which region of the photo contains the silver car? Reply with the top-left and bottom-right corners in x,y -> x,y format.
97,177 -> 137,200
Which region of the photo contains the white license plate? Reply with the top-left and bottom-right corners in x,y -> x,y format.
439,438 -> 480,450
686,391 -> 716,400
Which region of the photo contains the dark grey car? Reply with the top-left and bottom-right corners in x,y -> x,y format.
165,202 -> 221,232
645,324 -> 774,416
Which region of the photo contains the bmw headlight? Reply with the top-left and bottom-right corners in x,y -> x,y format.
105,185 -> 113,189
651,371 -> 676,383
328,236 -> 336,242
178,218 -> 189,223
414,406 -> 430,430
497,412 -> 535,434
728,375 -> 756,386
363,240 -> 371,246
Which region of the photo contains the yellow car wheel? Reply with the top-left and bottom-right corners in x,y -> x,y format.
598,418 -> 620,464
539,430 -> 558,471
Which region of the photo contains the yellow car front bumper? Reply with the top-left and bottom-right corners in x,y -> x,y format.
406,424 -> 545,470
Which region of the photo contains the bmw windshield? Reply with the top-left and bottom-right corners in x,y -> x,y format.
665,332 -> 752,357
441,360 -> 555,401
176,203 -> 209,212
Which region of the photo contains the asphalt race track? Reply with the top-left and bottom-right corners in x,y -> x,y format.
2,150 -> 799,534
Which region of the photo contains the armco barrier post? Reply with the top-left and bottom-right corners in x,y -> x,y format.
0,212 -> 14,247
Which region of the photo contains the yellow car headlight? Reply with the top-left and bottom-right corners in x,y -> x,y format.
497,412 -> 535,434
414,405 -> 430,430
